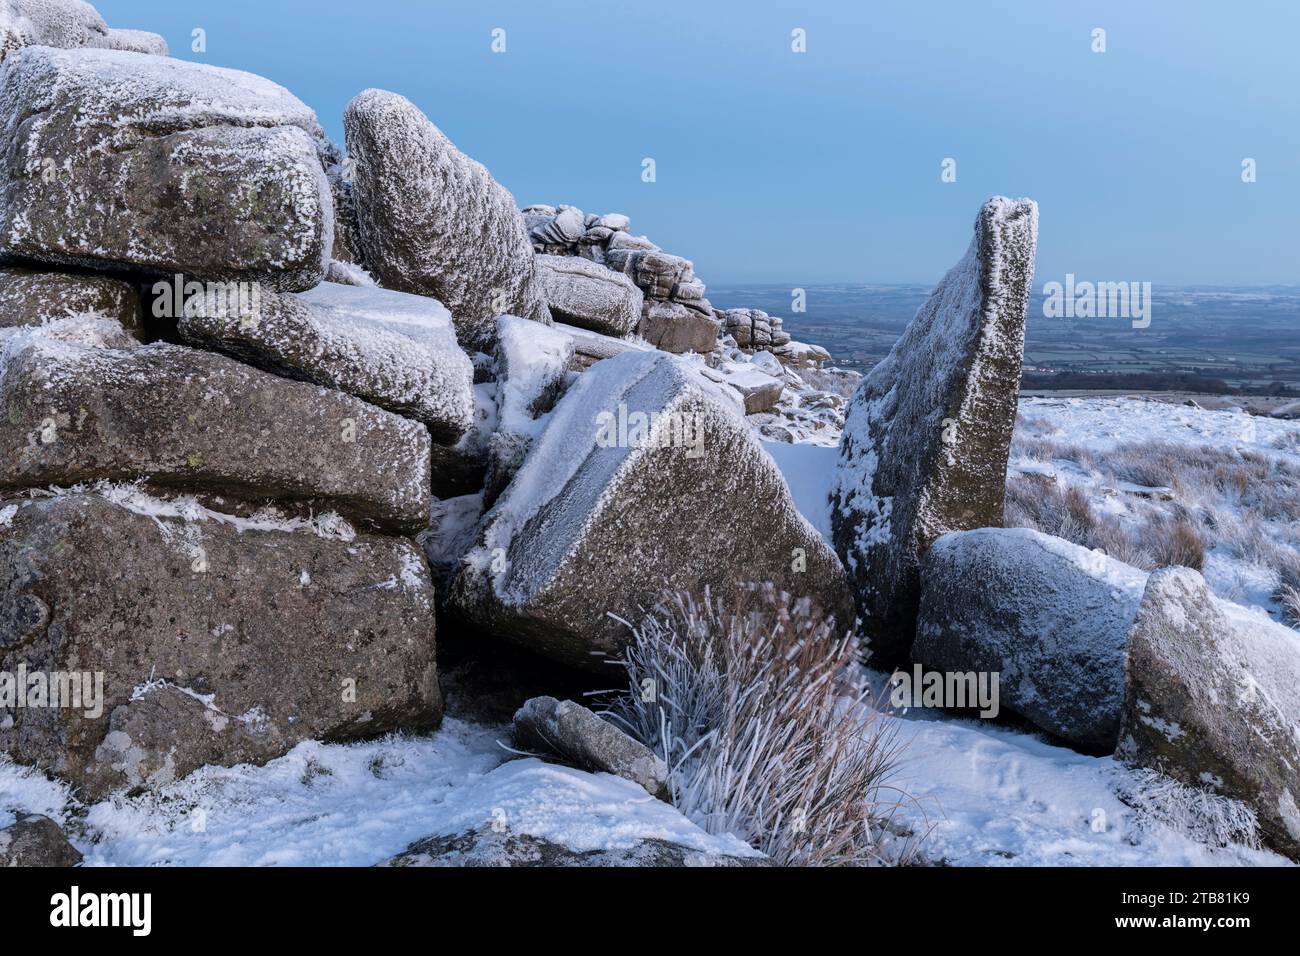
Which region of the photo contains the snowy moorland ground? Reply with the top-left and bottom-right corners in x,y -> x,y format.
1,395 -> 1294,866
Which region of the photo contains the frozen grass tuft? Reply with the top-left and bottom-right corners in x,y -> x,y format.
1118,768 -> 1261,850
1008,432 -> 1300,614
600,586 -> 909,866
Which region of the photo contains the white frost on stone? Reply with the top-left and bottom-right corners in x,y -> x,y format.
495,314 -> 574,441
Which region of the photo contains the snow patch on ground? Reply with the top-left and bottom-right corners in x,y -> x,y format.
0,718 -> 753,867
881,708 -> 1288,866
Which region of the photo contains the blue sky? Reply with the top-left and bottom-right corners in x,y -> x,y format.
96,0 -> 1300,286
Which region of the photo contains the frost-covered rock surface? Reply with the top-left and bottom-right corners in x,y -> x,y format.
0,337 -> 431,533
485,315 -> 574,503
556,320 -> 654,368
88,25 -> 167,56
536,253 -> 642,337
0,812 -> 80,866
0,263 -> 142,337
524,203 -> 722,354
0,47 -> 332,289
1118,567 -> 1300,860
177,282 -> 475,442
512,695 -> 668,799
915,527 -> 1146,753
831,197 -> 1037,665
450,349 -> 853,668
0,1 -> 164,62
0,0 -> 106,61
638,299 -> 720,354
344,89 -> 550,346
715,361 -> 784,415
719,307 -> 793,350
384,827 -> 763,867
0,489 -> 441,800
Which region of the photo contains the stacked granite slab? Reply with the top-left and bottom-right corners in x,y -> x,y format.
0,33 -> 471,799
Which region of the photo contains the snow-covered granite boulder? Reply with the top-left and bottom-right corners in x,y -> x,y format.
0,813 -> 81,866
449,350 -> 853,669
0,0 -> 106,61
914,528 -> 1146,753
177,282 -> 475,442
0,490 -> 441,800
343,89 -> 550,347
0,1 -> 165,62
0,47 -> 332,289
1117,568 -> 1300,860
0,264 -> 142,338
536,254 -> 642,337
638,300 -> 720,354
485,316 -> 573,503
831,197 -> 1037,665
0,338 -> 431,533
513,696 -> 668,799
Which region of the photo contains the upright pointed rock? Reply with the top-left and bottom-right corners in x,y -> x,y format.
831,197 -> 1037,665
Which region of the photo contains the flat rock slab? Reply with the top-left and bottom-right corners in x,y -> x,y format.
0,263 -> 142,337
536,254 -> 642,337
831,197 -> 1037,666
450,349 -> 852,669
0,338 -> 431,533
0,813 -> 82,866
0,46 -> 331,289
344,88 -> 550,347
1118,567 -> 1300,860
513,696 -> 668,798
177,281 -> 475,442
0,491 -> 441,800
915,528 -> 1146,753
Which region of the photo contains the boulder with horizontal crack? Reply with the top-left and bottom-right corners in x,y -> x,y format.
0,337 -> 431,533
176,281 -> 475,442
